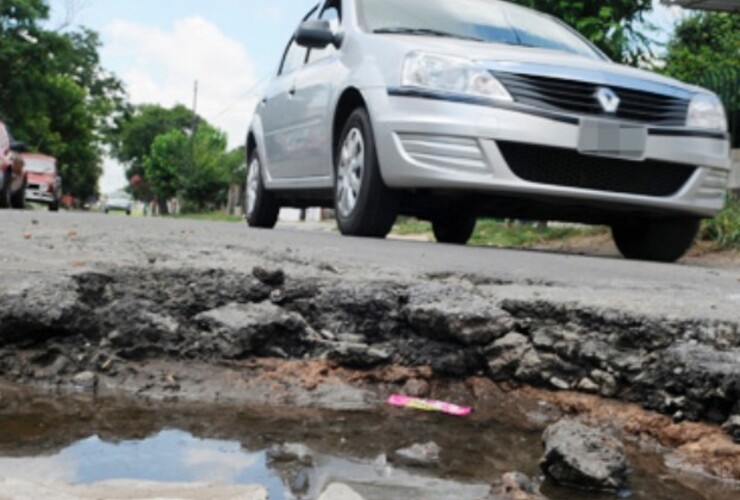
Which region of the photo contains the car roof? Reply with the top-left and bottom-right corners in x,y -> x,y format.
21,153 -> 56,162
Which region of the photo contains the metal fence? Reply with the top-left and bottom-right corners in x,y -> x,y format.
695,68 -> 740,148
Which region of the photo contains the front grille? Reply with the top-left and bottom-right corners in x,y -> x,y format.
494,71 -> 690,126
498,141 -> 696,197
28,184 -> 41,190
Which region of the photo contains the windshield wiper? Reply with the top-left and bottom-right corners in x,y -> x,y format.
373,27 -> 485,43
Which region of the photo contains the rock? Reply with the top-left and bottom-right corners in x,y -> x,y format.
722,415 -> 740,443
549,377 -> 570,390
266,443 -> 314,466
487,333 -> 532,379
72,371 -> 97,390
402,378 -> 431,398
394,441 -> 442,468
540,419 -> 628,492
289,469 -> 310,494
590,369 -> 618,397
252,266 -> 285,287
405,285 -> 514,345
487,472 -> 547,500
326,341 -> 391,368
318,483 -> 365,500
195,302 -> 307,358
577,378 -> 599,393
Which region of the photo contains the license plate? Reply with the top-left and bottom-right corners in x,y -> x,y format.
578,119 -> 646,159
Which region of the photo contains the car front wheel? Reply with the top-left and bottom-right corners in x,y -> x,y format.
335,108 -> 397,238
245,150 -> 279,229
611,217 -> 701,263
10,176 -> 25,209
0,169 -> 11,209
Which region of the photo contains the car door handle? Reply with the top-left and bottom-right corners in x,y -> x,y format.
289,86 -> 296,96
261,96 -> 269,105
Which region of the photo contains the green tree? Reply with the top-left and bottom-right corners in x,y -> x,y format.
144,129 -> 189,213
181,124 -> 231,212
662,13 -> 740,83
0,0 -> 126,201
510,0 -> 655,64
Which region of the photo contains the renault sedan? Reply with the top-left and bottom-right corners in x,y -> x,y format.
245,0 -> 731,262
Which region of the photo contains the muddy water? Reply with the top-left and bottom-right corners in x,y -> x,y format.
0,387 -> 735,500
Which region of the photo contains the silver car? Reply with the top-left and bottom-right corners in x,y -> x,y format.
246,0 -> 731,262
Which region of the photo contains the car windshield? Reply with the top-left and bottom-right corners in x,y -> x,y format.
23,157 -> 55,174
356,0 -> 604,60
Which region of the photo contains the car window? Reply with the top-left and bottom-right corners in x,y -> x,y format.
278,4 -> 320,76
279,39 -> 308,75
356,0 -> 604,60
307,1 -> 341,65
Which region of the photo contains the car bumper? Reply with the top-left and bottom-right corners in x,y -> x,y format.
368,88 -> 732,217
26,190 -> 55,204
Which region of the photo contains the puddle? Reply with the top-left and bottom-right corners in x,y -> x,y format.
0,387 -> 737,500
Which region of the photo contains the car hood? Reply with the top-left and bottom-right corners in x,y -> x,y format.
380,35 -> 703,96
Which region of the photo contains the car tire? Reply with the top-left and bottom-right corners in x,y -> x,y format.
126,210 -> 131,216
0,169 -> 11,209
49,199 -> 60,212
611,217 -> 701,263
10,176 -> 25,209
245,149 -> 279,229
433,210 -> 477,245
334,107 -> 397,238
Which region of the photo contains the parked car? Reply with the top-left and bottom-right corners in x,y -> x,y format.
245,0 -> 731,262
104,193 -> 132,215
22,153 -> 62,211
0,120 -> 28,209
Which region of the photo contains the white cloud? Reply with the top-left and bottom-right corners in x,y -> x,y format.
104,16 -> 260,149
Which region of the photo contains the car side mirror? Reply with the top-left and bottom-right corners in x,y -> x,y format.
295,20 -> 342,49
9,141 -> 27,153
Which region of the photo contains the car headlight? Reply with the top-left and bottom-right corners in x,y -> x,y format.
687,93 -> 727,131
402,52 -> 512,101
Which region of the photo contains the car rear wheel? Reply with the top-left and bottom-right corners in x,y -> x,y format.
49,198 -> 60,212
245,150 -> 279,229
335,107 -> 397,238
433,210 -> 477,245
611,217 -> 701,263
10,176 -> 26,209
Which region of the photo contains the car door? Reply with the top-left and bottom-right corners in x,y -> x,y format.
286,0 -> 344,180
259,6 -> 317,180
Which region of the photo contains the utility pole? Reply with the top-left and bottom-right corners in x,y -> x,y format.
191,79 -> 199,135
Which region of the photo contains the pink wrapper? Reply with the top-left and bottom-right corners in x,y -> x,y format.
387,394 -> 473,417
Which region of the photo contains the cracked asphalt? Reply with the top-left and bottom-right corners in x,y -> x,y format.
1,210 -> 739,322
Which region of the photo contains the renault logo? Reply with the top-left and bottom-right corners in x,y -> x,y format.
596,87 -> 620,113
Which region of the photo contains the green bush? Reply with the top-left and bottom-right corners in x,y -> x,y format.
701,195 -> 740,249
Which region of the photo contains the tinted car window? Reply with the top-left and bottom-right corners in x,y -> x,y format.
356,0 -> 603,60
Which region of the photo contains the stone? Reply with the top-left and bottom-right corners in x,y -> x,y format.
540,419 -> 628,492
394,441 -> 442,468
318,483 -> 365,500
266,443 -> 314,466
590,369 -> 618,397
487,472 -> 547,500
402,378 -> 431,398
72,371 -> 97,390
577,378 -> 600,393
722,415 -> 740,443
195,302 -> 307,357
326,341 -> 391,368
252,266 -> 285,287
487,333 -> 532,379
405,285 -> 514,346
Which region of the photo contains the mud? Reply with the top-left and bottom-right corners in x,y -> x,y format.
0,265 -> 739,487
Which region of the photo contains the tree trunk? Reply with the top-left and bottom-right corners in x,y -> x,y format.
158,198 -> 169,216
227,184 -> 239,216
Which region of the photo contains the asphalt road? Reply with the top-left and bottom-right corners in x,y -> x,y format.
1,210 -> 739,322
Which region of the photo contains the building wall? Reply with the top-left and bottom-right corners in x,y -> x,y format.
731,150 -> 740,191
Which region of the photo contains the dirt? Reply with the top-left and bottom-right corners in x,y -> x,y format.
533,232 -> 740,268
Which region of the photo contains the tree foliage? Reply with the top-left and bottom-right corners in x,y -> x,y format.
662,12 -> 740,83
0,0 -> 126,201
510,0 -> 655,64
144,129 -> 188,203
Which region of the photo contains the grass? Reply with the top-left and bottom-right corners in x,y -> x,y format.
701,195 -> 740,250
393,217 -> 602,247
174,211 -> 244,223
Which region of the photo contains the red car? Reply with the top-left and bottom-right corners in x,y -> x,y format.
23,153 -> 62,211
0,120 -> 27,209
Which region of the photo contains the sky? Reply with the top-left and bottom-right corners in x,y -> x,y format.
46,0 -> 684,193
